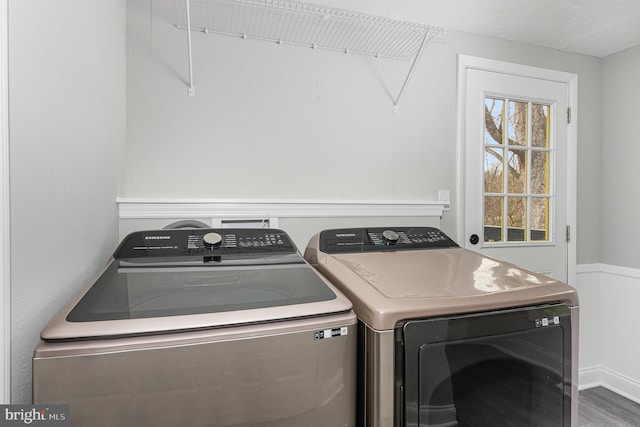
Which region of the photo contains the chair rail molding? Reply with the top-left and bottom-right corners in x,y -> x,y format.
117,198 -> 448,220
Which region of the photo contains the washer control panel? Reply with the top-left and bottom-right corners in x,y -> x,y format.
115,228 -> 296,259
319,227 -> 458,254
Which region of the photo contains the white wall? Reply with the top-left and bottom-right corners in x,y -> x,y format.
5,0 -> 615,405
8,0 -> 126,403
572,42 -> 640,404
125,0 -> 458,236
125,2 -> 619,399
600,45 -> 640,269
1,0 -> 9,405
125,1 -> 602,257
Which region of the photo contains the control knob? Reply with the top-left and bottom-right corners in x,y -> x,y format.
382,229 -> 399,245
202,232 -> 223,249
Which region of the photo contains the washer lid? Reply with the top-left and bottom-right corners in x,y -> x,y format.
41,228 -> 352,341
67,262 -> 337,322
42,260 -> 351,341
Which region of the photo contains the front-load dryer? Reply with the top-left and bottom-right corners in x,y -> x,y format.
304,226 -> 579,427
33,228 -> 356,427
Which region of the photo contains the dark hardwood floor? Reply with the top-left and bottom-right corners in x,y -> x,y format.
579,387 -> 640,426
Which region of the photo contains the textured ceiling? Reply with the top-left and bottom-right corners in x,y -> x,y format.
307,0 -> 640,57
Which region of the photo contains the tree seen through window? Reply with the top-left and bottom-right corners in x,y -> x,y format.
483,97 -> 551,243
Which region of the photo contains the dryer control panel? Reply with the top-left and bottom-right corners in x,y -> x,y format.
115,228 -> 297,259
318,227 -> 458,254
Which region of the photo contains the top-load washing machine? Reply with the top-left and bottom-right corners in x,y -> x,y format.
304,226 -> 579,427
33,228 -> 356,427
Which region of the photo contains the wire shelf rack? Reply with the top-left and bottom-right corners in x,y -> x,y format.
175,0 -> 446,109
176,0 -> 445,61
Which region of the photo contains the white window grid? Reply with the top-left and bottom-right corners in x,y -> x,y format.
482,96 -> 557,247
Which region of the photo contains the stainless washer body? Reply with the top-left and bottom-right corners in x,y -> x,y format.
305,227 -> 579,427
34,228 -> 356,427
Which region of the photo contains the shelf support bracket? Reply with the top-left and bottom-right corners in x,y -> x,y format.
393,30 -> 433,113
185,0 -> 195,96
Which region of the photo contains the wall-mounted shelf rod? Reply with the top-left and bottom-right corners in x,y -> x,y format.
185,0 -> 194,96
393,28 -> 436,113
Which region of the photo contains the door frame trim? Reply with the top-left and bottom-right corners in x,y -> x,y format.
456,55 -> 577,286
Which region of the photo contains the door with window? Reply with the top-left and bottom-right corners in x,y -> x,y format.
461,58 -> 576,283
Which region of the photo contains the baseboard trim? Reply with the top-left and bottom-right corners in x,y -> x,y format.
579,365 -> 640,404
579,365 -> 604,390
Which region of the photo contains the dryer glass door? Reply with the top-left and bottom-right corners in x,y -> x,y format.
401,304 -> 572,427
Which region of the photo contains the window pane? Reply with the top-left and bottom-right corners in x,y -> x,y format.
481,97 -> 554,246
507,197 -> 526,242
508,101 -> 527,146
531,151 -> 549,194
507,149 -> 527,194
485,98 -> 504,145
484,148 -> 504,193
531,104 -> 550,148
484,196 -> 503,243
531,198 -> 549,241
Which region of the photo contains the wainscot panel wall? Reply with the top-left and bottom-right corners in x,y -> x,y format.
577,264 -> 640,403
